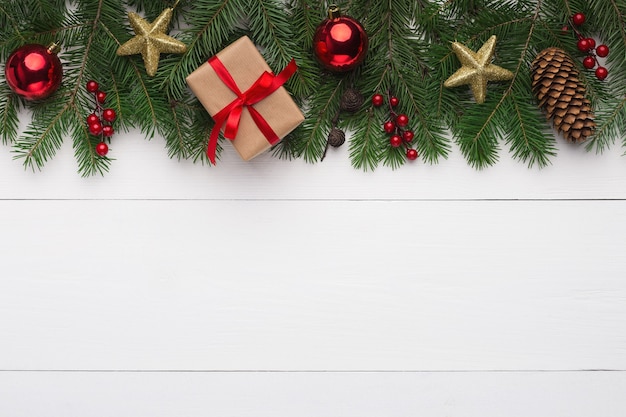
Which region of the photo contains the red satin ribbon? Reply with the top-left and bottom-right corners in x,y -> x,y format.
206,56 -> 298,164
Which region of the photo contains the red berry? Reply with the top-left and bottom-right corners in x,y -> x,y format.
582,56 -> 596,69
372,94 -> 384,107
402,130 -> 414,142
102,108 -> 117,122
102,125 -> 114,137
395,114 -> 409,127
96,91 -> 107,103
89,121 -> 103,135
595,66 -> 608,81
86,80 -> 99,93
596,44 -> 609,57
572,12 -> 586,26
95,142 -> 109,156
561,25 -> 569,32
577,38 -> 590,52
586,38 -> 596,50
383,121 -> 395,133
389,96 -> 399,107
389,134 -> 403,148
406,148 -> 418,160
86,113 -> 100,125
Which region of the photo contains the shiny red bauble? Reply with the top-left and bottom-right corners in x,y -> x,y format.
313,6 -> 368,72
95,142 -> 109,156
577,38 -> 591,52
582,56 -> 596,69
389,134 -> 402,148
86,80 -> 99,93
383,121 -> 395,133
595,66 -> 608,81
395,114 -> 409,127
572,12 -> 586,26
4,43 -> 63,101
102,108 -> 117,122
596,45 -> 609,57
372,94 -> 384,107
406,148 -> 418,161
89,121 -> 103,136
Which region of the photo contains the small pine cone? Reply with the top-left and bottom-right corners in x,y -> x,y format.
328,128 -> 346,147
531,47 -> 595,143
339,88 -> 364,113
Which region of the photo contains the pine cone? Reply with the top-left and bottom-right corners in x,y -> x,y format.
328,128 -> 346,147
531,47 -> 595,143
339,88 -> 364,113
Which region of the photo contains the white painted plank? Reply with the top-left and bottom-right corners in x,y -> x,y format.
1,200 -> 624,371
0,371 -> 624,417
1,129 -> 625,200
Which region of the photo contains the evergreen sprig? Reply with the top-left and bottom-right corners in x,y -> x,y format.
0,0 -> 625,175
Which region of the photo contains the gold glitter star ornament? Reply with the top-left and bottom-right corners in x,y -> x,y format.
444,35 -> 513,104
116,3 -> 187,77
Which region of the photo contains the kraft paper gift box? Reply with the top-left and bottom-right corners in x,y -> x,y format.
186,36 -> 304,161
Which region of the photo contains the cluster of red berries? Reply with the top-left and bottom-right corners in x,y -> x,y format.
371,93 -> 418,161
86,80 -> 116,156
566,12 -> 610,81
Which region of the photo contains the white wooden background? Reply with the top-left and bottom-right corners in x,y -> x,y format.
1,115 -> 625,415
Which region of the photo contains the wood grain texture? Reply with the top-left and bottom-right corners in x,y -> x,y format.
0,371 -> 624,417
1,200 -> 624,371
2,121 -> 626,415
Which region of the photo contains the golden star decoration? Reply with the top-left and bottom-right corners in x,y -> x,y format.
116,7 -> 187,77
443,35 -> 514,104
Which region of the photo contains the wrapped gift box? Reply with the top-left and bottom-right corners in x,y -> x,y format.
186,36 -> 304,161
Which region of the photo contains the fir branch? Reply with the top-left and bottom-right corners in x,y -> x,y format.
295,78 -> 345,163
245,0 -> 317,97
160,0 -> 246,101
0,84 -> 20,145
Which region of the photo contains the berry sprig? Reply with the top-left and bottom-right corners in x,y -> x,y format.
565,12 -> 610,81
372,92 -> 418,161
85,80 -> 116,156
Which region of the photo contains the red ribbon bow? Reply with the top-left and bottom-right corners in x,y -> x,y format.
206,56 -> 298,164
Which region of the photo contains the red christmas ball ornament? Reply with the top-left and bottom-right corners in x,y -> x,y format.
4,43 -> 63,101
389,96 -> 399,107
402,130 -> 414,143
313,5 -> 368,72
406,148 -> 418,161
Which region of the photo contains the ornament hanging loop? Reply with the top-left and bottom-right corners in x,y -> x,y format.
47,42 -> 61,54
328,4 -> 341,19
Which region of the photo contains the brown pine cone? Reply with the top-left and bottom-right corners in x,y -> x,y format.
328,128 -> 346,147
531,47 -> 595,143
339,88 -> 364,113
